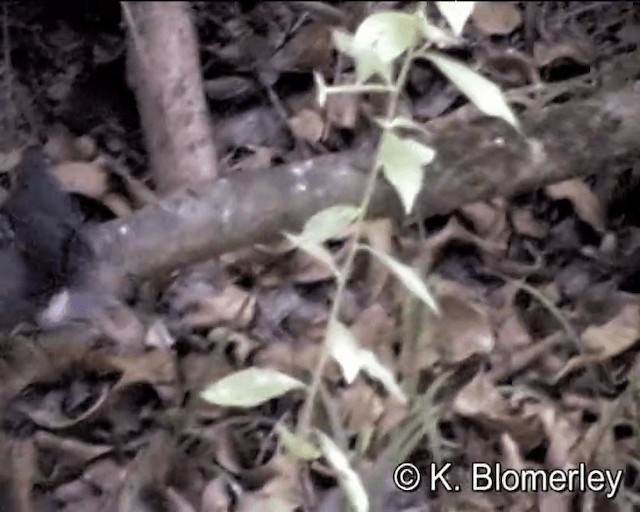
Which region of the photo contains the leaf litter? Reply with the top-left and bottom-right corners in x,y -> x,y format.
3,2 -> 640,511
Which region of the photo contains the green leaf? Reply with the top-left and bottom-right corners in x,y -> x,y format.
314,72 -> 328,107
316,431 -> 369,512
376,130 -> 435,214
285,233 -> 339,277
301,205 -> 361,244
376,116 -> 431,137
354,12 -> 421,63
200,368 -> 306,408
416,10 -> 460,47
435,1 -> 475,36
327,320 -> 407,403
327,319 -> 363,384
358,350 -> 407,403
425,52 -> 520,129
276,424 -> 322,461
332,29 -> 393,84
365,246 -> 439,313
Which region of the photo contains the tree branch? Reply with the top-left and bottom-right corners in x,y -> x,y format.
85,85 -> 640,287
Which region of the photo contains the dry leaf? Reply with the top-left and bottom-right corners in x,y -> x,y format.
271,22 -> 334,73
471,2 -> 522,35
52,160 -> 109,199
454,373 -> 544,450
406,280 -> 494,370
288,109 -> 325,143
546,179 -> 606,233
580,302 -> 640,358
102,193 -> 133,217
326,93 -> 360,130
510,208 -> 548,238
534,37 -> 597,67
179,283 -> 256,330
339,381 -> 385,432
460,199 -> 510,246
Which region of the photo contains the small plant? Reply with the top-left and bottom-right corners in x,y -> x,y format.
201,3 -> 519,511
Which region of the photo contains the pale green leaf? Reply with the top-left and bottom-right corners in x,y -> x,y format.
416,10 -> 461,47
200,368 -> 306,408
425,52 -> 519,129
354,12 -> 421,63
359,351 -> 407,403
332,29 -> 355,55
435,1 -> 476,36
314,72 -> 328,107
276,424 -> 322,461
366,246 -> 439,313
327,319 -> 362,384
333,28 -> 393,84
316,431 -> 369,512
378,115 -> 432,137
327,320 -> 407,402
376,131 -> 435,214
302,205 -> 361,243
285,233 -> 339,277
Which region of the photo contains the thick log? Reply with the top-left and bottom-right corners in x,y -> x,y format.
86,84 -> 640,285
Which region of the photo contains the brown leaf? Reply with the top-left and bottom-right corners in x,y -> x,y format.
533,36 -> 597,67
270,22 -> 334,73
288,109 -> 325,143
179,283 -> 256,330
102,193 -> 133,217
580,302 -> 640,358
471,2 -> 522,35
200,477 -> 232,512
405,280 -> 494,370
546,179 -> 606,233
459,200 -> 509,241
454,373 -> 545,451
339,380 -> 385,432
325,93 -> 360,130
105,349 -> 177,390
361,219 -> 395,300
51,160 -> 109,199
510,208 -> 548,238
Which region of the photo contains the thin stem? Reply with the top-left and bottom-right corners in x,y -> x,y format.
297,47 -> 415,437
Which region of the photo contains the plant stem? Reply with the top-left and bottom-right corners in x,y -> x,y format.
297,47 -> 415,437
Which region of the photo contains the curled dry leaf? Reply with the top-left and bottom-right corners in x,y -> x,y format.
471,3 -> 522,36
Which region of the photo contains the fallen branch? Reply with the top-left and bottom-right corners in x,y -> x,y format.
86,84 -> 640,286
